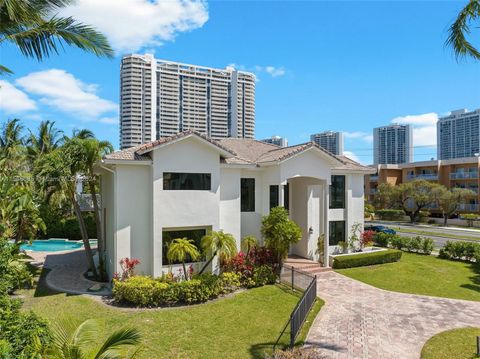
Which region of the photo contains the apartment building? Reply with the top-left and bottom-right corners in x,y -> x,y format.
366,157 -> 480,213
260,136 -> 288,147
310,131 -> 344,155
373,124 -> 412,165
437,109 -> 480,160
120,54 -> 256,149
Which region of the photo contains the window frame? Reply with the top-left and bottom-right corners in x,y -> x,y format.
163,172 -> 211,191
329,175 -> 346,209
329,221 -> 346,246
241,178 -> 255,212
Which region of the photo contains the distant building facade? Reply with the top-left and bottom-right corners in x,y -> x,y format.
373,124 -> 412,165
260,136 -> 288,147
437,109 -> 480,160
310,131 -> 344,155
120,54 -> 256,149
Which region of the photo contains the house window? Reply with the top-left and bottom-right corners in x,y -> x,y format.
163,172 -> 211,190
329,175 -> 345,209
284,183 -> 290,211
241,178 -> 255,212
270,185 -> 279,210
329,221 -> 345,246
162,228 -> 206,264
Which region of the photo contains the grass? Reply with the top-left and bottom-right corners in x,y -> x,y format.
393,227 -> 480,241
18,270 -> 323,358
421,327 -> 480,359
336,252 -> 480,301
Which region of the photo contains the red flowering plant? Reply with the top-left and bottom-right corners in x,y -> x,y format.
118,257 -> 140,281
360,230 -> 375,250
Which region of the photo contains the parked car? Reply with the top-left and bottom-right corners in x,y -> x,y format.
364,225 -> 396,235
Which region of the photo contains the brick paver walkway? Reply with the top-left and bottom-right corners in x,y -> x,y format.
306,271 -> 480,359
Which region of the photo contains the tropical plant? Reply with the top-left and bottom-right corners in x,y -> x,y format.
26,120 -> 63,161
261,207 -> 302,265
446,0 -> 480,61
166,238 -> 200,280
81,137 -> 113,280
35,139 -> 98,277
241,235 -> 257,257
348,222 -> 363,251
433,186 -> 476,225
0,118 -> 26,173
315,234 -> 325,265
198,230 -> 237,274
44,319 -> 141,358
360,230 -> 375,250
0,0 -> 113,75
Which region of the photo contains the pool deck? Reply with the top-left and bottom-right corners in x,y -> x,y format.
28,249 -> 111,296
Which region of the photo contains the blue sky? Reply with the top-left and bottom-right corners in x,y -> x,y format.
1,0 -> 479,164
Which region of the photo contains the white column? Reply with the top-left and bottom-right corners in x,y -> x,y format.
323,181 -> 329,266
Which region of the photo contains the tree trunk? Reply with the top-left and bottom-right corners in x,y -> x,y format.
88,177 -> 106,281
182,262 -> 188,281
72,192 -> 98,279
198,250 -> 217,275
444,214 -> 448,226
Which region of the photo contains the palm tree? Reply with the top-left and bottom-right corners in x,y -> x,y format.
26,120 -> 63,160
0,119 -> 26,173
446,0 -> 480,60
35,139 -> 98,278
45,319 -> 141,358
0,0 -> 113,74
198,231 -> 237,274
167,238 -> 200,280
72,128 -> 95,140
241,235 -> 257,257
82,138 -> 113,281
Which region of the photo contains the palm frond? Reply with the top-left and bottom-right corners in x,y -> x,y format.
0,64 -> 13,75
446,0 -> 480,60
92,327 -> 141,359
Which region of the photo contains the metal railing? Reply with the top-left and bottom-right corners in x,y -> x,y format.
406,173 -> 438,181
450,172 -> 479,180
273,265 -> 317,350
369,175 -> 379,182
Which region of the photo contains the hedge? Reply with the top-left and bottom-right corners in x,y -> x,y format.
439,241 -> 480,263
332,249 -> 402,269
375,209 -> 405,221
41,212 -> 96,240
374,233 -> 433,255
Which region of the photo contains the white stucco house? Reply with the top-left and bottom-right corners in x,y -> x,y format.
96,131 -> 374,278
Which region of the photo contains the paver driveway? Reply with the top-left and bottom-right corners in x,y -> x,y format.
306,271 -> 480,359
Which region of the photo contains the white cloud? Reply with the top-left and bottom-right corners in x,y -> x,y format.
391,112 -> 438,147
265,66 -> 286,77
60,0 -> 209,52
99,117 -> 118,125
16,69 -> 117,119
344,131 -> 373,143
0,80 -> 37,113
228,64 -> 286,79
343,150 -> 362,164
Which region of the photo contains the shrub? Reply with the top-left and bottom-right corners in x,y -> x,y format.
439,241 -> 480,262
418,210 -> 430,223
375,209 -> 405,221
40,207 -> 96,240
220,271 -> 241,291
360,230 -> 375,249
389,235 -> 404,250
251,265 -> 277,287
332,249 -> 402,269
0,296 -> 51,358
373,232 -> 394,247
374,234 -> 433,255
421,237 -> 434,255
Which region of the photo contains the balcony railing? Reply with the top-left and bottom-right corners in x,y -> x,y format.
450,172 -> 479,180
407,173 -> 438,181
458,203 -> 479,212
370,175 -> 378,182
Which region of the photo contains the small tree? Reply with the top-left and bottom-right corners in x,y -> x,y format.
198,230 -> 237,274
315,234 -> 325,266
241,235 -> 258,257
261,207 -> 302,265
434,187 -> 476,226
348,222 -> 363,252
166,238 -> 200,280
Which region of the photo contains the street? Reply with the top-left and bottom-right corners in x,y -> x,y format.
369,221 -> 480,248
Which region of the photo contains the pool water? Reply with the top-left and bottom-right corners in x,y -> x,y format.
21,239 -> 83,252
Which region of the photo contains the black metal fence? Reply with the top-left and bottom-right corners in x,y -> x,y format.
273,265 -> 318,350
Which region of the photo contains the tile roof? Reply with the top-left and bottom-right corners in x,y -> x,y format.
103,131 -> 372,172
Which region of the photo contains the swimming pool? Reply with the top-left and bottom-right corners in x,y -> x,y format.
21,239 -> 84,252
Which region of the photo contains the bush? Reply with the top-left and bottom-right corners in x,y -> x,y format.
251,265 -> 277,287
0,240 -> 33,294
40,206 -> 96,239
373,234 -> 433,254
439,241 -> 480,262
332,249 -> 402,269
0,296 -> 51,358
375,209 -> 405,221
113,271 -> 244,307
418,210 -> 430,223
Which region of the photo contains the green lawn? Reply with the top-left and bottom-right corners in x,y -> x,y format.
336,252 -> 480,301
19,271 -> 323,358
421,327 -> 480,359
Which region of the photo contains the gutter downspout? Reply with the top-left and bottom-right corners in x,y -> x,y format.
99,163 -> 116,278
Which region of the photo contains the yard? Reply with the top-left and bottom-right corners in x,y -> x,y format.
336,252 -> 480,302
19,270 -> 322,359
421,327 -> 480,359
